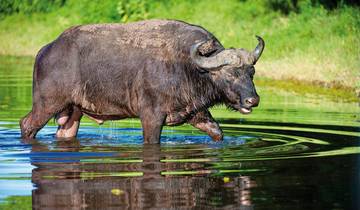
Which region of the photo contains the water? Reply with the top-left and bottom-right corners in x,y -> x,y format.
0,56 -> 359,209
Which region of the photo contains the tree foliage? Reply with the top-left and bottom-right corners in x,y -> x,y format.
1,0 -> 358,19
117,0 -> 149,23
0,0 -> 66,16
266,0 -> 359,14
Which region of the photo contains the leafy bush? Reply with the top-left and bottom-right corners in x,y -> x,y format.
56,0 -> 149,23
71,0 -> 120,23
266,0 -> 300,14
117,0 -> 149,22
0,0 -> 66,17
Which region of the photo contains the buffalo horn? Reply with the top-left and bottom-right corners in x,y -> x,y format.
253,35 -> 265,64
190,41 -> 238,70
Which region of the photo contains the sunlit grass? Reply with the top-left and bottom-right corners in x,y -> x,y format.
0,0 -> 358,89
0,196 -> 31,210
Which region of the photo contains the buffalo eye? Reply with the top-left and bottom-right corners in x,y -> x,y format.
248,66 -> 255,79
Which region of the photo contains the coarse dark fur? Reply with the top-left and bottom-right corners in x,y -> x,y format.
20,19 -> 261,143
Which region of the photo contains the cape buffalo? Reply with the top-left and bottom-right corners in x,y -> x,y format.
20,19 -> 264,144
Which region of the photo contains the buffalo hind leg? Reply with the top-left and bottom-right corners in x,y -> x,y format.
56,106 -> 82,138
20,103 -> 65,140
189,110 -> 223,141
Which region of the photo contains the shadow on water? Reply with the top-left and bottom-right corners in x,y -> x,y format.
0,56 -> 359,209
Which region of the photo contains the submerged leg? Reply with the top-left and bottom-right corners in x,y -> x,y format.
140,108 -> 166,144
20,102 -> 66,139
189,110 -> 223,141
56,106 -> 83,138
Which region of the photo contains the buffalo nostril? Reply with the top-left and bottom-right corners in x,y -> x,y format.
244,97 -> 259,107
245,98 -> 253,106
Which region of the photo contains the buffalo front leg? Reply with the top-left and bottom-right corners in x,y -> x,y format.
189,110 -> 223,141
56,106 -> 83,138
140,109 -> 166,144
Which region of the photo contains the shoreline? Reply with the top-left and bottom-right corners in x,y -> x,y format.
255,77 -> 358,103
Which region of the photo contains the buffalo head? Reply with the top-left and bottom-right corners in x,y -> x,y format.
191,36 -> 265,114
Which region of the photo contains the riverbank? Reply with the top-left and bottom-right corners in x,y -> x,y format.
255,77 -> 358,103
0,0 -> 358,94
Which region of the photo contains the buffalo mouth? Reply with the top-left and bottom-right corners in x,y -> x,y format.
229,103 -> 253,114
239,107 -> 252,114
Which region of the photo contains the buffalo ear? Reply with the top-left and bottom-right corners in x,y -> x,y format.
190,41 -> 232,70
197,40 -> 219,56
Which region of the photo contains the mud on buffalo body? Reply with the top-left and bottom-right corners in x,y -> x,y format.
20,19 -> 265,144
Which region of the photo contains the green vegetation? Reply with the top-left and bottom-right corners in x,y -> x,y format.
0,0 -> 359,93
254,77 -> 358,102
0,196 -> 31,210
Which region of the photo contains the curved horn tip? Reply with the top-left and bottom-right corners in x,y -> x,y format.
252,35 -> 265,64
255,35 -> 265,44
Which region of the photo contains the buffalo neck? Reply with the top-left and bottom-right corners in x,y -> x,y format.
182,68 -> 223,113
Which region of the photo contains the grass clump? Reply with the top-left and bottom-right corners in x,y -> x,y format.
0,195 -> 31,210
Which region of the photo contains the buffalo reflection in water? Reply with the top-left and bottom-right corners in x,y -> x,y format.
26,139 -> 255,209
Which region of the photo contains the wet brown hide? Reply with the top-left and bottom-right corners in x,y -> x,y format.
19,19 -> 262,143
